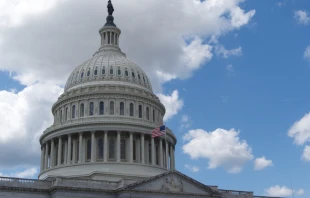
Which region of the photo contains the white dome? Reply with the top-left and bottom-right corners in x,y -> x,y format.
65,49 -> 153,93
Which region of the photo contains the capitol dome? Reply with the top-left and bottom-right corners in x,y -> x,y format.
38,0 -> 176,182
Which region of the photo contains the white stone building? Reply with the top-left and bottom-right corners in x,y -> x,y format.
0,1 -> 279,197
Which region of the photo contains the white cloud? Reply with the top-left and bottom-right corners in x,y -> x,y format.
226,64 -> 236,76
265,185 -> 304,197
0,0 -> 255,90
183,128 -> 253,173
0,83 -> 63,168
181,115 -> 192,129
254,156 -> 273,170
157,90 -> 184,122
0,167 -> 38,178
184,164 -> 200,173
302,145 -> 310,161
216,46 -> 242,58
304,46 -> 310,62
288,112 -> 310,145
294,10 -> 310,25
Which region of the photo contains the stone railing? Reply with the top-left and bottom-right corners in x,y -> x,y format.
219,190 -> 253,197
52,177 -> 123,190
0,177 -> 51,189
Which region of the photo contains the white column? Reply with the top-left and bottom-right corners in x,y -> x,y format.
50,139 -> 55,167
40,146 -> 45,172
159,138 -> 163,167
57,137 -> 62,166
72,140 -> 76,164
64,141 -> 68,164
141,133 -> 145,164
170,144 -> 173,170
67,135 -> 72,165
44,143 -> 49,169
116,131 -> 121,162
79,133 -> 83,163
104,131 -> 108,162
91,131 -> 96,162
165,141 -> 169,169
151,137 -> 155,166
109,32 -> 112,45
129,132 -> 133,163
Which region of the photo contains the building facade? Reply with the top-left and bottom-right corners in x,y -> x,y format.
0,1 -> 278,198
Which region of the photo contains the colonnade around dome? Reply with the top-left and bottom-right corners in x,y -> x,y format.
40,130 -> 175,178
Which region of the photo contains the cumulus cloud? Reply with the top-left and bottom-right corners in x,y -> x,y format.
265,185 -> 304,197
183,128 -> 253,173
0,83 -> 63,168
304,46 -> 310,62
181,115 -> 192,129
302,145 -> 310,161
288,112 -> 310,145
157,90 -> 184,122
294,10 -> 310,25
254,156 -> 273,170
0,167 -> 38,178
184,164 -> 200,173
216,46 -> 242,58
0,0 -> 255,90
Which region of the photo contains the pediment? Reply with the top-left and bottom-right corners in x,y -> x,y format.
122,171 -> 221,196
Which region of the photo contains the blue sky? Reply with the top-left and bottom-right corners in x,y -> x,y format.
0,0 -> 309,197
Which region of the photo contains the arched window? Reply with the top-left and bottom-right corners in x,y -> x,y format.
139,105 -> 142,118
133,140 -> 136,161
118,68 -> 121,75
110,68 -> 114,75
94,68 -> 98,76
80,103 -> 84,117
120,102 -> 124,116
98,138 -> 103,159
100,102 -> 104,115
109,138 -> 115,159
81,71 -> 84,79
65,108 -> 68,121
72,105 -> 76,119
60,110 -> 63,123
125,70 -> 129,77
153,110 -> 155,122
102,67 -> 106,75
87,70 -> 90,77
121,138 -> 126,160
89,102 -> 94,116
143,76 -> 145,83
130,103 -> 134,117
132,72 -> 135,78
110,101 -> 114,115
148,141 -> 152,164
76,141 -> 79,162
86,139 -> 91,161
138,74 -> 141,80
146,107 -> 149,120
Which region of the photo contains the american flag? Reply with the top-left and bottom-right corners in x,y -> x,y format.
151,125 -> 166,138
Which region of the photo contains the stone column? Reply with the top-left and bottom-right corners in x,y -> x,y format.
50,139 -> 55,167
141,133 -> 145,164
44,143 -> 49,169
116,131 -> 121,162
72,139 -> 76,164
151,137 -> 155,166
104,131 -> 108,162
67,135 -> 72,165
165,141 -> 169,169
91,131 -> 96,162
64,141 -> 68,164
159,138 -> 163,167
79,133 -> 83,163
40,146 -> 45,172
57,137 -> 62,166
170,144 -> 173,170
129,132 -> 133,163
109,32 -> 112,45
172,146 -> 175,170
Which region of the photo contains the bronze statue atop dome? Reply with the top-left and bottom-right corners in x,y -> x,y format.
107,0 -> 114,16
